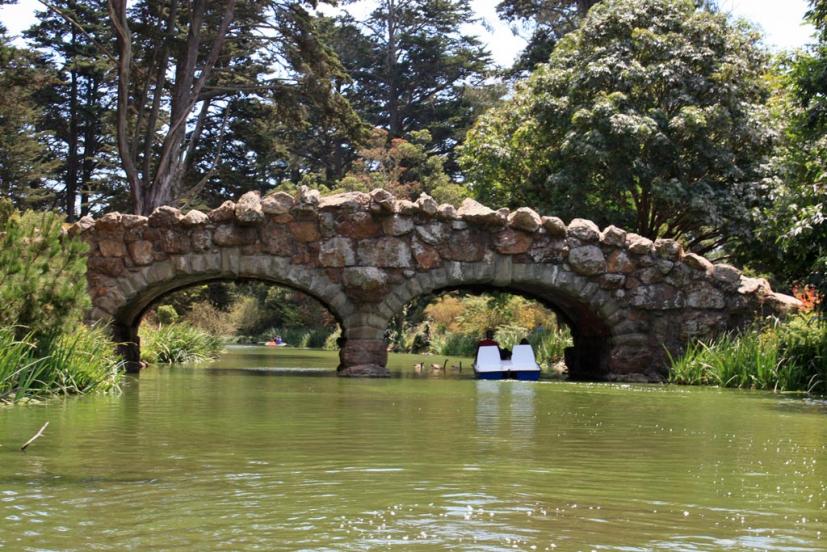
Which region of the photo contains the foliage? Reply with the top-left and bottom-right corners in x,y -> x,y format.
496,0 -> 599,76
322,0 -> 492,172
183,300 -> 240,337
140,322 -> 224,364
323,326 -> 341,351
414,291 -> 570,368
334,128 -> 469,203
669,315 -> 827,393
430,332 -> 479,357
739,6 -> 826,304
461,0 -> 775,254
497,0 -> 717,76
528,326 -> 572,367
0,325 -> 122,404
0,203 -> 90,342
24,0 -> 116,220
0,27 -> 58,208
156,305 -> 179,325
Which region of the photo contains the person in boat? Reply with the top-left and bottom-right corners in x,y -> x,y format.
475,329 -> 501,363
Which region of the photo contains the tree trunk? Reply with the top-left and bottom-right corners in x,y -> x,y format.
79,76 -> 100,217
386,0 -> 400,138
65,33 -> 79,221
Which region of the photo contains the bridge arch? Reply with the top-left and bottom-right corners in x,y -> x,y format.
97,251 -> 353,372
378,261 -> 622,379
71,188 -> 801,380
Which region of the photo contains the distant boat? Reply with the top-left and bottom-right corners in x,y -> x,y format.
264,340 -> 288,348
473,344 -> 541,381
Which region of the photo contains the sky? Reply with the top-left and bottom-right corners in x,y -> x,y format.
0,0 -> 818,67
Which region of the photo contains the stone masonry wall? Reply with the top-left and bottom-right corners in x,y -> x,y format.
70,187 -> 801,381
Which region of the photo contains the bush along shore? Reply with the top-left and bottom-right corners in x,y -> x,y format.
669,314 -> 827,394
140,322 -> 225,365
0,203 -> 123,404
0,325 -> 122,404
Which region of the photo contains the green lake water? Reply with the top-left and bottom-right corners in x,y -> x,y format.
1,346 -> 826,550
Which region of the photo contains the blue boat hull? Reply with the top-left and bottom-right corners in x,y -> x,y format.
514,370 -> 540,381
474,370 -> 540,381
475,370 -> 506,380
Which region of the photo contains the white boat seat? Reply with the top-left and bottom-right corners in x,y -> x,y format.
474,346 -> 503,373
510,344 -> 540,371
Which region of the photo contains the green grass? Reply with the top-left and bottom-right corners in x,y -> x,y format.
669,315 -> 827,393
140,322 -> 224,364
0,325 -> 123,404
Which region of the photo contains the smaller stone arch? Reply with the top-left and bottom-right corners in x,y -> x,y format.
97,251 -> 350,372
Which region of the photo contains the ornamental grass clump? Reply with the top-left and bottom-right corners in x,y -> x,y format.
140,322 -> 224,364
669,315 -> 827,393
0,325 -> 122,404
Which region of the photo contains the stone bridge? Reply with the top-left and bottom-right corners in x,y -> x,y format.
71,188 -> 800,382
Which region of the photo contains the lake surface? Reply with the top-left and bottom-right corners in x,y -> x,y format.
1,346 -> 826,551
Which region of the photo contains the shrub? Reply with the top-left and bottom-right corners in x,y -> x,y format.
184,300 -> 239,337
774,315 -> 827,393
430,332 -> 478,357
323,327 -> 342,351
156,305 -> 179,325
0,206 -> 90,343
494,323 -> 529,351
140,322 -> 224,364
529,326 -> 572,367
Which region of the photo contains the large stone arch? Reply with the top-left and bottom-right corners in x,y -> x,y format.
71,187 -> 801,380
376,259 -> 627,379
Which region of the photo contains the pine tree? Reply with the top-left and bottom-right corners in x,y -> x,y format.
25,0 -> 116,221
0,26 -> 58,209
324,0 -> 492,170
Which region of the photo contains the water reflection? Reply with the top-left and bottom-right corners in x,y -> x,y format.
475,381 -> 536,444
0,347 -> 825,551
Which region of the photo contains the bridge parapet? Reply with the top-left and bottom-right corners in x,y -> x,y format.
71,188 -> 801,380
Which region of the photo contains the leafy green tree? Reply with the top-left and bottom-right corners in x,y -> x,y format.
0,200 -> 90,343
0,26 -> 58,209
497,0 -> 718,76
461,0 -> 774,254
742,2 -> 826,301
107,0 -> 353,214
496,0 -> 598,76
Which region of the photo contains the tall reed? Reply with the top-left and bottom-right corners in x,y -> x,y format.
669,314 -> 827,393
0,325 -> 122,403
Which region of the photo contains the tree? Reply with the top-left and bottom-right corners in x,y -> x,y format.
496,0 -> 598,76
0,26 -> 58,208
741,1 -> 826,302
461,0 -> 775,254
25,0 -> 116,221
323,0 -> 492,168
0,199 -> 90,342
497,0 -> 717,76
334,127 -> 469,205
107,0 -> 351,215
